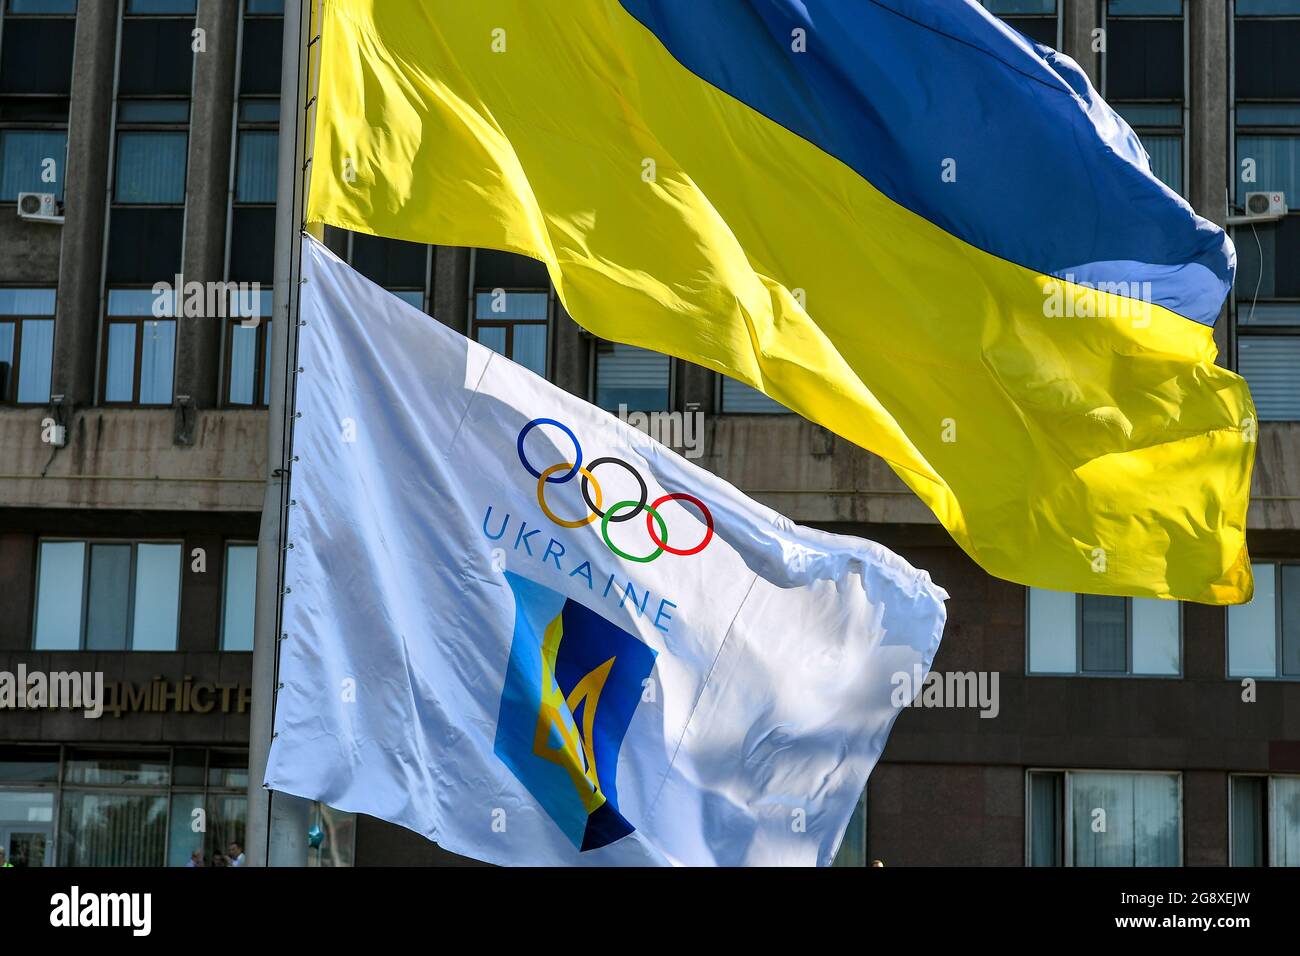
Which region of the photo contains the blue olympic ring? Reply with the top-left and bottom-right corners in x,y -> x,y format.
517,418 -> 582,483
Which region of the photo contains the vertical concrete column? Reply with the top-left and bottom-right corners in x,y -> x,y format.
676,362 -> 716,416
1061,0 -> 1101,87
550,301 -> 589,399
1188,1 -> 1232,360
431,245 -> 470,334
176,0 -> 239,410
51,0 -> 118,408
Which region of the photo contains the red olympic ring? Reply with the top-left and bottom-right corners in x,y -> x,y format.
645,493 -> 714,557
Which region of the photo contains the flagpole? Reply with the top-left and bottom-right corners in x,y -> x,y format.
247,0 -> 317,867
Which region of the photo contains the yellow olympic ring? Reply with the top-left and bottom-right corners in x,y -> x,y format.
536,462 -> 603,528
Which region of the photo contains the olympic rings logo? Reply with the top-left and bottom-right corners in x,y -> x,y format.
516,418 -> 714,563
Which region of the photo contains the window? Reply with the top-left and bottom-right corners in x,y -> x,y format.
1234,0 -> 1300,419
223,0 -> 282,402
473,289 -> 548,376
0,1 -> 76,203
1026,588 -> 1181,675
349,232 -> 429,311
1227,562 -> 1300,678
831,790 -> 869,867
1105,1 -> 1185,195
720,376 -> 787,414
102,289 -> 176,404
32,539 -> 182,651
103,0 -> 193,289
1231,774 -> 1300,866
1027,770 -> 1182,866
221,542 -> 257,651
0,745 -> 352,868
225,289 -> 271,406
0,287 -> 53,403
0,128 -> 65,200
594,342 -> 670,412
981,1 -> 1060,48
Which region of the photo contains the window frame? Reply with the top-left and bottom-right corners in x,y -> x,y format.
1228,772 -> 1300,866
219,540 -> 258,652
589,339 -> 675,414
1230,3 -> 1300,417
1225,559 -> 1300,680
31,537 -> 183,651
220,2 -> 282,408
980,0 -> 1063,50
0,0 -> 78,142
1101,1 -> 1189,197
470,284 -> 552,376
99,289 -> 177,406
0,286 -> 55,405
1025,768 -> 1185,867
0,744 -> 258,869
1024,589 -> 1185,678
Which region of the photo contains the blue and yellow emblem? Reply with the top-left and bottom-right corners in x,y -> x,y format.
495,571 -> 657,851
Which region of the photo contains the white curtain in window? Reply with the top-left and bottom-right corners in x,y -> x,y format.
131,543 -> 181,651
0,129 -> 67,201
1229,562 -> 1278,676
236,130 -> 278,203
105,323 -> 137,402
1071,772 -> 1179,866
1140,133 -> 1182,196
138,319 -> 176,405
114,131 -> 187,204
1273,777 -> 1300,867
17,318 -> 54,403
228,323 -> 257,404
1235,136 -> 1300,207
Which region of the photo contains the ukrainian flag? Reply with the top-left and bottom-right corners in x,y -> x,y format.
308,0 -> 1255,604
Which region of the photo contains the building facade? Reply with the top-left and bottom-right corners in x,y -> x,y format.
0,0 -> 1297,867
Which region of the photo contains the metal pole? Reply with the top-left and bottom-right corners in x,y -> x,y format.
247,0 -> 314,867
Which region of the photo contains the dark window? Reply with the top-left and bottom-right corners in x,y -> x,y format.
1080,594 -> 1128,672
239,17 -> 282,95
229,206 -> 275,283
474,248 -> 548,289
0,18 -> 74,95
1236,20 -> 1300,101
117,19 -> 196,96
106,208 -> 184,282
352,234 -> 427,289
1001,16 -> 1057,46
1107,19 -> 1183,100
982,1 -> 1058,47
1105,3 -> 1185,195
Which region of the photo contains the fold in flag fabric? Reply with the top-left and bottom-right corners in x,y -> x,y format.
308,0 -> 1257,604
263,237 -> 948,866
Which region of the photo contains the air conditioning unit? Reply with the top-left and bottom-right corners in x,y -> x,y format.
17,192 -> 63,224
1226,191 -> 1287,226
1246,191 -> 1287,217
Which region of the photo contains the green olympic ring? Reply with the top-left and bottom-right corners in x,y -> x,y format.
601,500 -> 667,563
